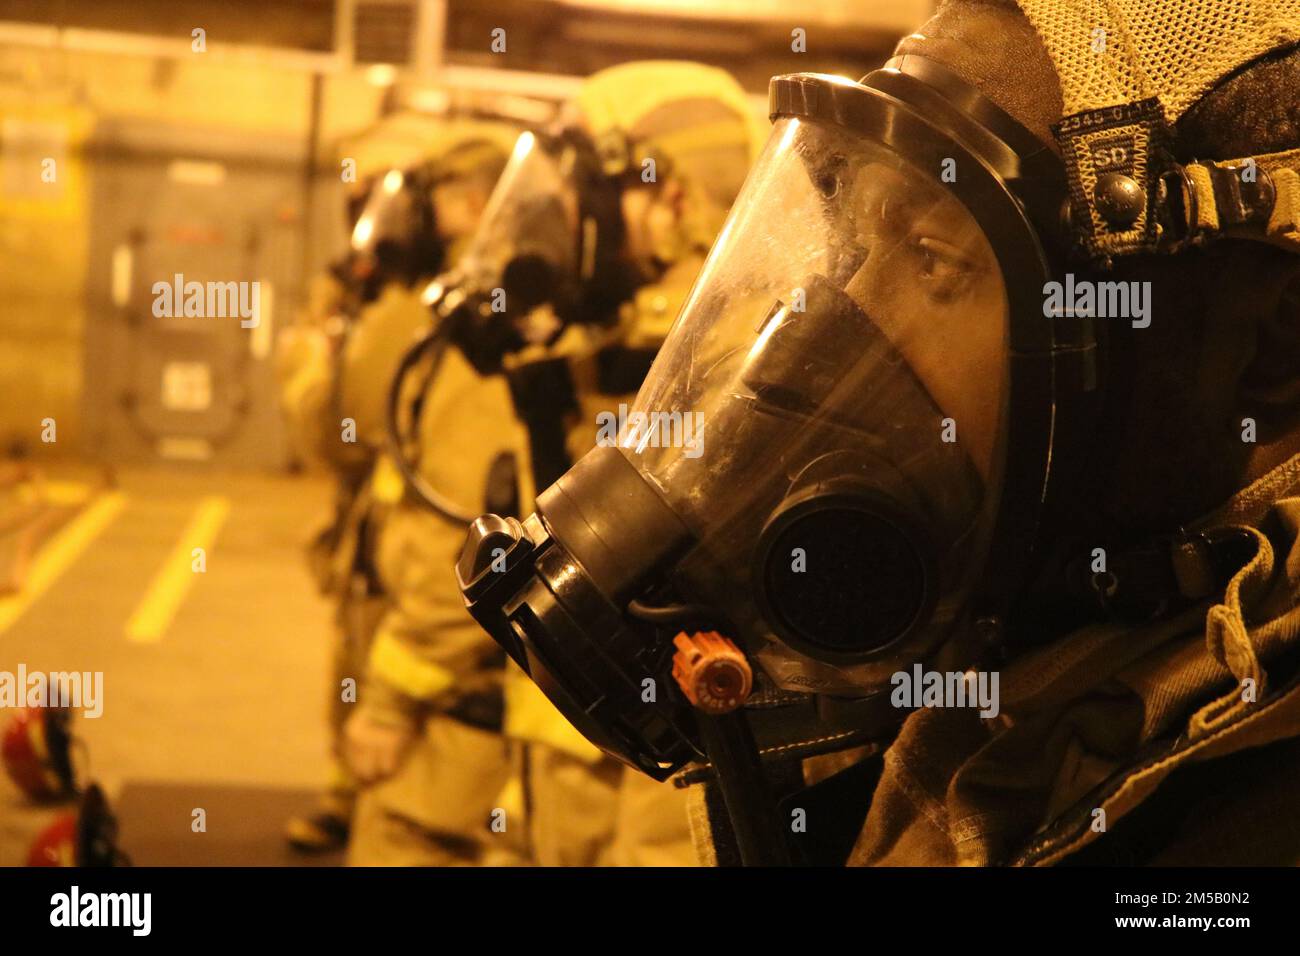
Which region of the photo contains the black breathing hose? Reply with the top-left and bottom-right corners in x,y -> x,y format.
384,321 -> 480,525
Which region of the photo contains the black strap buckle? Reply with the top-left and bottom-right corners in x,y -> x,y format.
1170,526 -> 1258,600
1069,527 -> 1258,618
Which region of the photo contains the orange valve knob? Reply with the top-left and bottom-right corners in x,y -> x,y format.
671,631 -> 752,714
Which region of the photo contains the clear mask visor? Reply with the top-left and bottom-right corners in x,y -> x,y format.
453,130 -> 584,299
616,115 -> 1012,692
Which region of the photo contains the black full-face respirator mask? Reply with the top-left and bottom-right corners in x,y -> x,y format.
418,126 -> 641,376
457,57 -> 1293,862
348,166 -> 449,304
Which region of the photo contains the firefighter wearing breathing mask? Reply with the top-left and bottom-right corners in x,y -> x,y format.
276,119 -> 515,854
364,60 -> 762,865
459,0 -> 1300,866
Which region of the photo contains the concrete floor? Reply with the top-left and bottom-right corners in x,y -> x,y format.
0,465 -> 338,865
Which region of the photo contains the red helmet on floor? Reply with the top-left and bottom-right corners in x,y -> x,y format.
27,783 -> 125,867
26,813 -> 77,866
2,706 -> 76,801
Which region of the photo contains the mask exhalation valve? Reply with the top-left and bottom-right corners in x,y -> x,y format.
671,631 -> 753,714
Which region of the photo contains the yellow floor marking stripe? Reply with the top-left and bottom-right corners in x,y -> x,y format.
0,491 -> 128,634
39,480 -> 95,506
125,496 -> 231,645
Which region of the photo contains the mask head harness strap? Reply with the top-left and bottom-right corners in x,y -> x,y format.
547,125 -> 633,324
590,125 -> 675,185
885,54 -> 1295,628
1008,2 -> 1300,614
1007,0 -> 1300,267
1054,103 -> 1300,266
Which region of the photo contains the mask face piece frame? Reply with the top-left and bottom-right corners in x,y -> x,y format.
459,60 -> 1098,778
